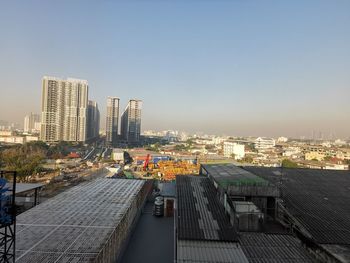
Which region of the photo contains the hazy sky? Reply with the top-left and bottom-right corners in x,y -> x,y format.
0,1 -> 349,138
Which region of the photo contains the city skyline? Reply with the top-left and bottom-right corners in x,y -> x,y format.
1,1 -> 349,138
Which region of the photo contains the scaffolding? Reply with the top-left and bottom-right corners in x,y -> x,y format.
0,171 -> 17,263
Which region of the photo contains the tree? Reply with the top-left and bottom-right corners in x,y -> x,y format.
0,142 -> 47,181
242,156 -> 253,163
281,159 -> 298,168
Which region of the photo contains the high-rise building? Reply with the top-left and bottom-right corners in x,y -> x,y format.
87,100 -> 100,140
121,99 -> 142,144
24,113 -> 40,133
106,97 -> 120,146
40,76 -> 88,142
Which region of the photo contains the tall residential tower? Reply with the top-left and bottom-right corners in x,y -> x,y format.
40,76 -> 88,142
106,97 -> 120,146
87,100 -> 100,140
121,99 -> 142,144
24,113 -> 40,133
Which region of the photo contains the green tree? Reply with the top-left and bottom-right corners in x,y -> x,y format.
1,142 -> 47,181
281,159 -> 298,168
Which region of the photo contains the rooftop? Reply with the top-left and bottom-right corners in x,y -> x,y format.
240,233 -> 315,263
13,178 -> 145,262
176,175 -> 237,242
201,163 -> 269,187
244,166 -> 350,245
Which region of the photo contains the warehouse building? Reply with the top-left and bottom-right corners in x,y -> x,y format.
15,178 -> 152,263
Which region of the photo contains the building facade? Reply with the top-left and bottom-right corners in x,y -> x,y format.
223,141 -> 245,159
40,76 -> 88,142
106,97 -> 120,146
87,100 -> 100,140
121,99 -> 142,144
254,137 -> 276,149
24,113 -> 40,133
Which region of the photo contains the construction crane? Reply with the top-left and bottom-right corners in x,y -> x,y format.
143,154 -> 151,171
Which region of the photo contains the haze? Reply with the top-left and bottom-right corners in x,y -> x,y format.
0,1 -> 349,138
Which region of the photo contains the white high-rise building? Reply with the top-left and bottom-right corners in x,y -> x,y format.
223,141 -> 245,159
121,99 -> 142,144
40,76 -> 88,142
106,97 -> 120,146
24,113 -> 40,133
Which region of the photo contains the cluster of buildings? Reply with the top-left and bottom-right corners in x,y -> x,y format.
37,76 -> 142,145
106,97 -> 142,147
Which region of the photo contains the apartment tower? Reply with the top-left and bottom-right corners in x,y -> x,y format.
40,76 -> 88,142
87,100 -> 100,140
24,113 -> 40,133
106,97 -> 120,146
121,99 -> 142,144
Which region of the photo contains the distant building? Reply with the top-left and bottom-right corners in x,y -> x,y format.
24,113 -> 40,133
40,76 -> 88,142
223,141 -> 245,159
121,99 -> 142,144
87,100 -> 100,140
277,136 -> 288,143
254,137 -> 275,149
106,97 -> 120,146
112,148 -> 124,162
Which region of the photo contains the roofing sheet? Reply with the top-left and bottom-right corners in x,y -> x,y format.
12,178 -> 145,263
177,240 -> 249,263
5,182 -> 43,194
201,164 -> 269,187
244,167 -> 350,245
240,233 -> 315,263
176,175 -> 237,242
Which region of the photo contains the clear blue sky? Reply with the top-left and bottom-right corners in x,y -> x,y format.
0,1 -> 349,138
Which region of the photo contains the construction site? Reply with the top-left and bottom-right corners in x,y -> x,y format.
128,153 -> 200,181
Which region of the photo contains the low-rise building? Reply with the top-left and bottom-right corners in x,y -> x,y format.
223,141 -> 245,159
254,137 -> 275,149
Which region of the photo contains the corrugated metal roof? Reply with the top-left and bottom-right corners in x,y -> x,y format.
12,178 -> 145,262
176,175 -> 237,242
177,240 -> 249,263
6,183 -> 43,194
240,233 -> 316,263
202,164 -> 269,187
244,166 -> 350,245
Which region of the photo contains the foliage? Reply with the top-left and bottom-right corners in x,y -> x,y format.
0,142 -> 47,181
281,159 -> 298,168
242,156 -> 253,163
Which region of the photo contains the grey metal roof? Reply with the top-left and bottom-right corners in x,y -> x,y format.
13,178 -> 145,263
8,183 -> 44,194
177,240 -> 249,263
240,233 -> 316,263
176,175 -> 237,242
244,166 -> 350,245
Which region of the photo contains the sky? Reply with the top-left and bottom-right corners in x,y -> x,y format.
0,0 -> 349,138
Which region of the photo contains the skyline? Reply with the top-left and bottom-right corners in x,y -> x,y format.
1,1 -> 349,138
